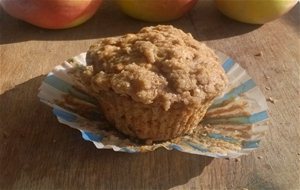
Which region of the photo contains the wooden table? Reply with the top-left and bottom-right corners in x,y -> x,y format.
1,1 -> 299,189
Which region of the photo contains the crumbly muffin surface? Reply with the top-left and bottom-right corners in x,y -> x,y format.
86,25 -> 227,110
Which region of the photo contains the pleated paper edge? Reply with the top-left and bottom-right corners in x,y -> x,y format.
38,52 -> 269,158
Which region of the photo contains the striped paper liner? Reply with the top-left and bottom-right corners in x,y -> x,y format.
38,52 -> 269,158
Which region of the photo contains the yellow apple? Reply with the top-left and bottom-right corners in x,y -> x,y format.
117,0 -> 198,22
215,0 -> 298,24
0,0 -> 103,29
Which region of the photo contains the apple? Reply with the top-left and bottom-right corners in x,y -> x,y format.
117,0 -> 198,22
0,0 -> 103,29
215,0 -> 298,24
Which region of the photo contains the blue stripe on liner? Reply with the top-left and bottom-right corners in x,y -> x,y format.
119,147 -> 137,153
211,79 -> 256,108
44,75 -> 73,94
44,75 -> 97,104
222,58 -> 235,73
53,108 -> 77,122
208,133 -> 239,143
242,140 -> 260,148
202,111 -> 268,125
81,131 -> 103,142
170,144 -> 183,151
186,141 -> 209,152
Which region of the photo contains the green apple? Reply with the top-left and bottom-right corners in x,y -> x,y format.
117,0 -> 198,22
215,0 -> 298,24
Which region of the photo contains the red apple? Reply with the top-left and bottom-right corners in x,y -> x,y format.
0,0 -> 103,29
117,0 -> 198,22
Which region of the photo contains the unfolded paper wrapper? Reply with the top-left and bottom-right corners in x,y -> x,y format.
38,51 -> 269,158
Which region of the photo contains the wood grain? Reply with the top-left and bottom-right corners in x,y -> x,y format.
1,1 -> 299,189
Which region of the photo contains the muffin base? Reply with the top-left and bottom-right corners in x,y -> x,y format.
96,91 -> 211,141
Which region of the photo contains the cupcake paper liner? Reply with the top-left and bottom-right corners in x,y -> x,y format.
38,51 -> 269,158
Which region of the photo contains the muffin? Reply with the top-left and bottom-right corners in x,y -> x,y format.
77,25 -> 227,141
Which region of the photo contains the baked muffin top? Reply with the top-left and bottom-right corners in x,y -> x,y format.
86,25 -> 227,110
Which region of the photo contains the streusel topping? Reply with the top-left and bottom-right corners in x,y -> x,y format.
86,25 -> 227,110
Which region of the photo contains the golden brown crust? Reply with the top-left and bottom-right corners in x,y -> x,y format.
74,25 -> 228,141
86,25 -> 227,111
